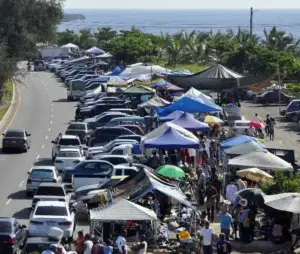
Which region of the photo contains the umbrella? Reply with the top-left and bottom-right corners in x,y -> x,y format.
199,115 -> 224,124
156,165 -> 185,179
236,188 -> 266,207
236,168 -> 274,184
264,193 -> 300,213
249,121 -> 265,129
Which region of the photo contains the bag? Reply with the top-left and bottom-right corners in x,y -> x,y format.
243,217 -> 250,228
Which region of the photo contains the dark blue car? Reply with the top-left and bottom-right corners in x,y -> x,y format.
63,160 -> 114,182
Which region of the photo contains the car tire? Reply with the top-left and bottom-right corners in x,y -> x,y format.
23,146 -> 28,153
2,147 -> 6,153
26,191 -> 31,197
292,115 -> 298,122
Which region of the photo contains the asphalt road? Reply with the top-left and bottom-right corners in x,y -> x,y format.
0,67 -> 77,227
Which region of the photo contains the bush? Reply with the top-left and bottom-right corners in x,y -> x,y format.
261,172 -> 300,195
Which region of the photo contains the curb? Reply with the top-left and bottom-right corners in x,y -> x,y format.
0,79 -> 16,132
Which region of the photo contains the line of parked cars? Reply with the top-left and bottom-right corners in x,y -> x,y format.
0,57 -> 156,253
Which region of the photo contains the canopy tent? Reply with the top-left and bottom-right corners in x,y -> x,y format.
90,199 -> 157,221
264,193 -> 300,213
167,84 -> 184,92
221,135 -> 264,149
120,64 -> 171,77
109,66 -> 126,76
66,56 -> 89,64
61,43 -> 79,49
138,95 -> 170,109
171,112 -> 210,132
158,97 -> 221,116
86,46 -> 105,55
94,52 -> 113,59
141,122 -> 198,152
163,70 -> 193,76
159,110 -> 184,122
224,140 -> 265,155
144,127 -> 199,149
112,168 -> 192,207
166,64 -> 273,91
175,87 -> 213,103
228,150 -> 294,171
152,80 -> 171,87
123,85 -> 155,96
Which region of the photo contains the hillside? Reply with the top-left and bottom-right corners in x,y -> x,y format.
63,13 -> 86,22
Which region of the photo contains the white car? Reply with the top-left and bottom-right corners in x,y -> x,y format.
54,148 -> 85,172
28,201 -> 75,239
232,120 -> 251,135
26,166 -> 62,196
52,134 -> 83,160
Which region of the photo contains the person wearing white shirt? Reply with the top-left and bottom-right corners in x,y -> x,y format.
253,113 -> 261,122
199,221 -> 214,254
83,234 -> 93,254
116,230 -> 128,254
226,182 -> 238,204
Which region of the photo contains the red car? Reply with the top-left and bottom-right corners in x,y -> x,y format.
119,125 -> 144,136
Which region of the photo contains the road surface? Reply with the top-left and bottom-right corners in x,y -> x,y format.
0,68 -> 81,228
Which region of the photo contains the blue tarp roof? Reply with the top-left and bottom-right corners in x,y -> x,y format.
221,135 -> 265,149
152,80 -> 170,87
144,127 -> 199,149
159,110 -> 184,122
158,97 -> 221,116
171,113 -> 210,131
86,46 -> 105,55
110,66 -> 126,76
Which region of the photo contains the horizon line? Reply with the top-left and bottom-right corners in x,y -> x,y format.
64,8 -> 300,10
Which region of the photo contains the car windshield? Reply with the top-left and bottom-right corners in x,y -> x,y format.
0,221 -> 12,233
30,170 -> 54,178
57,151 -> 80,157
58,139 -> 80,146
68,124 -> 86,130
35,206 -> 67,216
36,187 -> 65,196
23,243 -> 54,253
5,131 -> 24,138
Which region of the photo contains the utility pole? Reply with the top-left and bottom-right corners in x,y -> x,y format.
278,63 -> 281,114
250,7 -> 254,37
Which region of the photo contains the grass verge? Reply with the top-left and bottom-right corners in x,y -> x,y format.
0,80 -> 13,121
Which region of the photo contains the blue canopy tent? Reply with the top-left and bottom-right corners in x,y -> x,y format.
152,80 -> 171,87
110,66 -> 126,76
171,113 -> 210,132
159,110 -> 184,122
221,135 -> 265,149
144,127 -> 199,149
86,46 -> 105,55
158,97 -> 221,116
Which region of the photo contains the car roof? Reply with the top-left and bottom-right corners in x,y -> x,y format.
6,129 -> 24,133
78,159 -> 114,165
99,112 -> 127,116
100,155 -> 132,159
68,122 -> 86,125
59,148 -> 80,152
31,166 -> 56,170
97,126 -> 130,130
114,165 -> 138,170
120,124 -> 141,128
0,217 -> 13,222
36,201 -> 67,207
60,135 -> 80,139
109,116 -> 144,120
38,183 -> 64,187
109,108 -> 133,111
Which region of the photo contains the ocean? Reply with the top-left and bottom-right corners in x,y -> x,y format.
59,9 -> 300,38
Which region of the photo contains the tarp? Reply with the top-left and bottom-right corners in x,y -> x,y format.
66,56 -> 89,64
221,135 -> 264,149
61,43 -> 79,49
112,168 -> 192,207
159,110 -> 184,122
224,141 -> 265,155
166,64 -> 273,91
86,46 -> 105,55
144,127 -> 199,149
109,66 -> 126,76
90,199 -> 157,221
167,84 -> 184,92
94,52 -> 113,59
152,80 -> 171,87
158,97 -> 221,116
138,95 -> 170,108
171,112 -> 210,131
141,122 -> 198,152
120,64 -> 171,77
123,85 -> 154,95
228,150 -> 294,171
175,87 -> 213,103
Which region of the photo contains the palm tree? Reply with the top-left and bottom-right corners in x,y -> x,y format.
78,29 -> 91,49
162,32 -> 184,67
94,27 -> 117,49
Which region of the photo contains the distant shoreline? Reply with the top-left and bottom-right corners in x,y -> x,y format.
62,13 -> 86,23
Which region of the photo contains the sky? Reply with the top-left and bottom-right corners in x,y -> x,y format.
64,0 -> 300,9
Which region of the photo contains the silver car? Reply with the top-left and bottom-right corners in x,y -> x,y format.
26,166 -> 61,196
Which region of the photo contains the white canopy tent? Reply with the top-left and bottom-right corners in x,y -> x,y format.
140,122 -> 198,152
224,142 -> 265,155
138,95 -> 170,109
120,64 -> 171,77
228,150 -> 293,171
61,43 -> 79,49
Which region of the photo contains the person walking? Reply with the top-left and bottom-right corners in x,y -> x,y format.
83,234 -> 94,254
205,182 -> 217,222
103,240 -> 113,254
200,221 -> 214,254
216,233 -> 232,254
265,114 -> 270,135
116,229 -> 128,254
219,211 -> 233,241
269,118 -> 275,141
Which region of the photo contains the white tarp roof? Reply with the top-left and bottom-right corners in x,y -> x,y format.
90,199 -> 157,221
228,150 -> 293,171
141,122 -> 198,152
138,95 -> 170,108
120,64 -> 171,77
61,43 -> 79,49
224,142 -> 265,155
94,52 -> 113,59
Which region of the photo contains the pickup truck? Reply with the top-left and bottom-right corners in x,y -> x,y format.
71,164 -> 139,189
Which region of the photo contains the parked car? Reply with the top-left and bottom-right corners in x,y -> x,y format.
2,129 -> 31,153
256,90 -> 294,105
20,236 -> 61,254
94,155 -> 133,165
106,116 -> 146,131
0,217 -> 27,254
119,125 -> 144,135
280,99 -> 300,122
54,148 -> 85,172
65,122 -> 93,142
26,166 -> 61,196
28,201 -> 75,239
84,112 -> 128,129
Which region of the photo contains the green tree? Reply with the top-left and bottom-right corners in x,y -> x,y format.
57,29 -> 79,46
78,29 -> 92,49
94,27 -> 117,50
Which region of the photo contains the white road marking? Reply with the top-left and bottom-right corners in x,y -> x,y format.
36,154 -> 40,160
6,199 -> 11,205
19,181 -> 24,188
42,144 -> 44,149
51,108 -> 53,112
279,140 -> 283,144
48,128 -> 51,132
1,158 -> 4,161
45,135 -> 48,140
51,104 -> 53,107
50,121 -> 52,124
51,114 -> 53,118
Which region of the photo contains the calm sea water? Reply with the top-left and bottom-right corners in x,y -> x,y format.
59,9 -> 300,38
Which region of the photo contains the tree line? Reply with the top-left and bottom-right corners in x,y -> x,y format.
57,26 -> 300,79
0,0 -> 64,100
